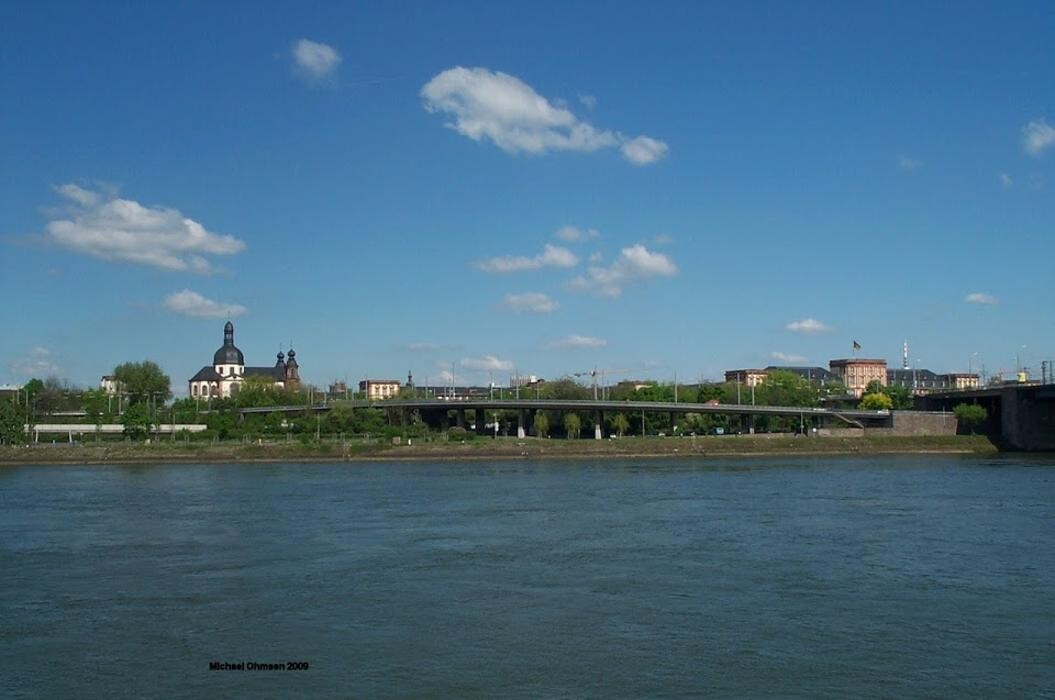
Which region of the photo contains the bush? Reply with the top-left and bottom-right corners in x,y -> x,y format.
859,392 -> 893,410
954,403 -> 987,434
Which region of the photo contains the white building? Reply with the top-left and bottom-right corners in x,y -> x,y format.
100,375 -> 118,395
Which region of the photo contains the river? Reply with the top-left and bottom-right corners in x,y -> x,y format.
2,455 -> 1053,698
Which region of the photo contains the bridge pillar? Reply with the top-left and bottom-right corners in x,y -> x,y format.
517,409 -> 526,439
594,410 -> 603,440
439,412 -> 449,432
670,412 -> 677,435
456,409 -> 466,429
475,409 -> 487,436
741,414 -> 754,435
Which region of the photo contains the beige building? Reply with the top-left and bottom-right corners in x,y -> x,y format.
943,373 -> 981,391
724,369 -> 768,387
830,358 -> 887,398
360,379 -> 402,400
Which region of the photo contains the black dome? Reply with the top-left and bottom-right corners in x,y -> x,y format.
213,321 -> 245,365
214,345 -> 245,365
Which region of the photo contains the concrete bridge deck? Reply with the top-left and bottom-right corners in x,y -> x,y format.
240,398 -> 891,437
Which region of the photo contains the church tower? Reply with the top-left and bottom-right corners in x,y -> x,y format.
285,347 -> 300,387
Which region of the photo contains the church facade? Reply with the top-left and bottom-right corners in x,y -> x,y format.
188,321 -> 300,399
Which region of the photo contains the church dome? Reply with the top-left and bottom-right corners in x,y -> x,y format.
213,321 -> 245,365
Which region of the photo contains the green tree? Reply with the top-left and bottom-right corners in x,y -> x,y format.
610,412 -> 629,437
859,392 -> 893,410
694,383 -> 725,403
171,398 -> 200,424
113,361 -> 171,406
326,404 -> 354,434
533,411 -> 549,438
349,408 -> 387,436
539,378 -> 590,400
234,375 -> 280,408
265,411 -> 287,436
954,403 -> 988,434
885,384 -> 914,410
0,399 -> 27,445
81,388 -> 109,441
23,378 -> 44,399
121,403 -> 152,440
563,413 -> 581,439
756,371 -> 817,408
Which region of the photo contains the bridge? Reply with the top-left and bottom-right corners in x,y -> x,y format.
923,384 -> 1055,451
239,398 -> 893,438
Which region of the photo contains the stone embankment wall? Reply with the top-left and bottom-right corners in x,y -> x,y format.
873,411 -> 958,437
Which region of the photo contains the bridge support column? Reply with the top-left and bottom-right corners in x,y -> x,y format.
517,409 -> 526,439
475,409 -> 487,435
595,410 -> 603,440
439,412 -> 449,432
670,412 -> 677,435
741,414 -> 754,435
456,409 -> 466,429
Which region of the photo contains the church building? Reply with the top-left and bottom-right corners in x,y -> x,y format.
188,321 -> 300,399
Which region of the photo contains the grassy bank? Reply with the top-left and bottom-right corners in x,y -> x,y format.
0,434 -> 1000,465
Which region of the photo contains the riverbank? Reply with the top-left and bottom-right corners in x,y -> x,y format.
0,434 -> 1000,465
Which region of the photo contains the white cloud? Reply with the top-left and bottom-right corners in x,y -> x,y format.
965,292 -> 998,305
549,334 -> 607,349
432,362 -> 466,386
500,292 -> 559,314
652,233 -> 673,245
554,225 -> 599,243
9,346 -> 62,379
55,184 -> 99,207
1000,173 -> 1014,188
588,251 -> 603,263
770,351 -> 807,363
477,243 -> 578,273
1023,118 -> 1055,156
164,289 -> 247,319
898,155 -> 923,170
292,39 -> 341,80
460,355 -> 514,372
570,244 -> 677,297
621,136 -> 669,165
420,66 -> 667,165
579,94 -> 597,110
43,185 -> 245,272
785,318 -> 833,334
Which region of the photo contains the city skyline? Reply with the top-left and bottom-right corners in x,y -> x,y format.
2,3 -> 1053,391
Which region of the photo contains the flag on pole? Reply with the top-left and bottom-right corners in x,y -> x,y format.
853,340 -> 861,351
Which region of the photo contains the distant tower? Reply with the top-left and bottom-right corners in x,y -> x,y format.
285,347 -> 300,386
903,340 -> 910,370
275,350 -> 286,371
407,370 -> 414,388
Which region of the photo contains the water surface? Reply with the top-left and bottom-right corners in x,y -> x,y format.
2,455 -> 1053,698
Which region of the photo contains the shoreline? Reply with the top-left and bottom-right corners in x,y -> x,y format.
0,435 -> 1002,465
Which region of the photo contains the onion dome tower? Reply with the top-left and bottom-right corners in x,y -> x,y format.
285,347 -> 300,386
213,321 -> 245,367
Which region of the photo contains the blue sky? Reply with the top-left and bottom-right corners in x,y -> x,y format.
2,1 -> 1053,393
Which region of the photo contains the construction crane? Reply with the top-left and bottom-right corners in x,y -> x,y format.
571,367 -> 631,400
